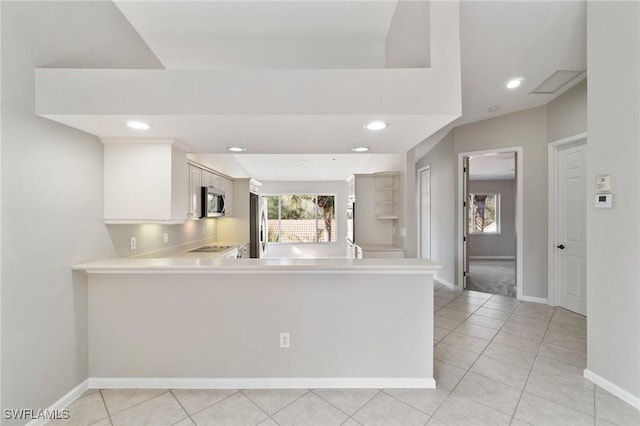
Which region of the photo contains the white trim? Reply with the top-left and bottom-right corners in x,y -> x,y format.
519,295 -> 548,304
469,256 -> 515,260
25,380 -> 89,426
89,377 -> 436,390
81,269 -> 439,275
417,164 -> 431,259
584,369 -> 640,410
547,133 -> 587,307
435,277 -> 455,289
101,137 -> 191,153
458,147 -> 523,298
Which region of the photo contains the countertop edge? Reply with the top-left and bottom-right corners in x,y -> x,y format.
72,258 -> 443,274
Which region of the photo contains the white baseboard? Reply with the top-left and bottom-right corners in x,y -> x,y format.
519,295 -> 548,304
584,369 -> 640,410
25,379 -> 89,426
469,256 -> 515,260
90,377 -> 436,390
434,277 -> 455,289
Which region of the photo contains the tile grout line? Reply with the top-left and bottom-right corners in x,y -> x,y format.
436,292 -> 525,422
167,389 -> 196,426
97,390 -> 114,426
430,291 -> 502,423
245,388 -> 311,423
100,389 -> 172,418
379,388 -> 441,418
308,388 -> 358,420
181,390 -> 239,418
511,309 -> 596,422
338,389 -> 382,424
509,306 -> 556,424
238,388 -> 292,425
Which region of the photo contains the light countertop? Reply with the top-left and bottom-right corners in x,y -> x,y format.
73,257 -> 441,274
357,244 -> 405,252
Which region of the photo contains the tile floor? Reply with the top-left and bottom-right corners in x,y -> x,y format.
48,285 -> 639,426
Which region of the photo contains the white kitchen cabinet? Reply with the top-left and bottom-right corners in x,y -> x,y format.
374,172 -> 399,219
104,140 -> 189,224
347,175 -> 356,201
188,162 -> 235,218
348,174 -> 394,244
188,165 -> 202,219
219,177 -> 234,217
201,170 -> 213,188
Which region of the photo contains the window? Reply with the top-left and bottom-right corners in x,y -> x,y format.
468,193 -> 500,234
265,194 -> 336,243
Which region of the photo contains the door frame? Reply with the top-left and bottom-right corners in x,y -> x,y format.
417,165 -> 431,259
457,147 -> 523,299
547,132 -> 587,307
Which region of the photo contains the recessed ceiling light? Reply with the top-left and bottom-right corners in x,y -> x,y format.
506,78 -> 523,89
126,120 -> 151,130
488,105 -> 500,113
365,121 -> 388,131
352,147 -> 370,152
227,147 -> 246,152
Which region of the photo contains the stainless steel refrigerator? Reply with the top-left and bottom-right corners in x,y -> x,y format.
249,192 -> 267,258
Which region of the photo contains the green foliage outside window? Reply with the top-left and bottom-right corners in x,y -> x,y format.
265,194 -> 335,243
468,193 -> 499,234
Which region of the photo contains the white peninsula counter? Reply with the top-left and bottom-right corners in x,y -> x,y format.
74,257 -> 441,390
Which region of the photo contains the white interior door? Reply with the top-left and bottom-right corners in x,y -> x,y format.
556,143 -> 587,315
419,166 -> 431,259
462,157 -> 470,289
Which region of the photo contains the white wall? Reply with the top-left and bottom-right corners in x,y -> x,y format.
455,106 -> 548,298
413,81 -> 588,298
260,181 -> 348,258
0,0 -> 162,418
468,179 -> 516,258
586,1 -> 640,403
385,0 -> 430,68
547,79 -> 587,142
88,271 -> 434,382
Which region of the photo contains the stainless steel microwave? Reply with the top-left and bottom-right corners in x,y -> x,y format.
201,187 -> 226,218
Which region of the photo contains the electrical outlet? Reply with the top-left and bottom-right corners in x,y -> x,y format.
163,233 -> 169,244
129,237 -> 137,251
280,332 -> 290,349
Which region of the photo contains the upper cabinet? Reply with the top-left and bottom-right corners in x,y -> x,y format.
373,172 -> 399,219
188,162 -> 234,218
218,177 -> 234,217
188,165 -> 202,220
104,139 -> 189,224
347,175 -> 356,201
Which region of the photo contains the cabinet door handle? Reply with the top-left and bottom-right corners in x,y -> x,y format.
557,244 -> 565,250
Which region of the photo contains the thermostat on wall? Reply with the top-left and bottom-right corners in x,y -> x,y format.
596,175 -> 611,192
595,193 -> 613,208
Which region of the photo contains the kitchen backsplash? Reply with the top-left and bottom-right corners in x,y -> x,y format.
107,219 -> 218,257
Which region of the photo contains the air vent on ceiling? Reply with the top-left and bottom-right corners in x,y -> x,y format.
530,70 -> 584,94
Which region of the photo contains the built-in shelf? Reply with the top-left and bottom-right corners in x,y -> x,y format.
373,172 -> 399,219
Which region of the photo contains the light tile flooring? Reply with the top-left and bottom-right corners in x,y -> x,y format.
49,285 -> 639,426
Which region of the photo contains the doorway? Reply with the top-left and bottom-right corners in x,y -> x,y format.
458,148 -> 523,299
418,165 -> 431,259
548,133 -> 587,315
